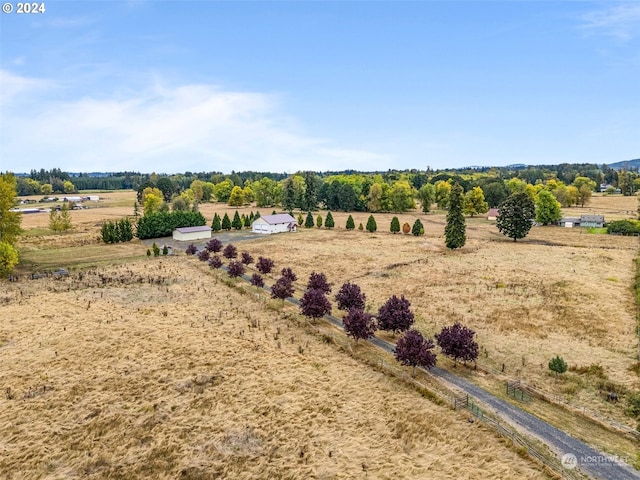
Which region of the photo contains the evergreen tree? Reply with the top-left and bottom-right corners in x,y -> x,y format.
304,211 -> 314,228
232,211 -> 243,230
548,355 -> 568,378
411,218 -> 424,236
297,213 -> 304,226
496,192 -> 535,242
162,245 -> 168,255
365,215 -> 377,233
211,213 -> 222,232
445,183 -> 466,249
316,214 -> 323,228
221,213 -> 232,230
325,211 -> 335,229
243,214 -> 251,228
346,215 -> 355,230
358,222 -> 364,231
152,242 -> 160,257
254,211 -> 261,220
302,171 -> 318,211
390,216 -> 400,234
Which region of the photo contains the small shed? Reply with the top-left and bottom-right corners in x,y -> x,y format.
487,208 -> 499,221
252,214 -> 297,234
580,215 -> 604,228
172,225 -> 212,241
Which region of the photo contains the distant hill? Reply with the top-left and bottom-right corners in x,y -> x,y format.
607,159 -> 640,171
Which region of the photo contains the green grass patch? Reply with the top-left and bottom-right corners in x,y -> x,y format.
19,243 -> 146,270
585,227 -> 607,234
21,228 -> 54,236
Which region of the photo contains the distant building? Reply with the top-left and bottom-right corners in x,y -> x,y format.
487,208 -> 499,221
172,226 -> 212,241
252,214 -> 297,234
559,215 -> 604,228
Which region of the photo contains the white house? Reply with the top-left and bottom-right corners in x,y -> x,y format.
172,225 -> 212,241
252,214 -> 297,234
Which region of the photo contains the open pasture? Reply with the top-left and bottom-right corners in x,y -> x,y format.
0,258 -> 551,479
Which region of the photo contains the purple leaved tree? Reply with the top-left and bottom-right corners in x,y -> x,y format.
343,308 -> 376,345
205,238 -> 223,253
335,282 -> 366,312
281,267 -> 297,282
250,273 -> 265,288
306,272 -> 331,294
271,276 -> 294,301
208,255 -> 223,269
227,260 -> 245,278
197,249 -> 210,262
222,244 -> 238,259
299,288 -> 332,320
395,329 -> 437,376
256,257 -> 275,274
435,323 -> 479,366
185,244 -> 197,255
241,252 -> 254,265
377,295 -> 414,335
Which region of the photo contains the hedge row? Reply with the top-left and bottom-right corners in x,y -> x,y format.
136,211 -> 206,239
606,220 -> 640,236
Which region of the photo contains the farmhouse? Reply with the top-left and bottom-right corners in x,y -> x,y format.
252,213 -> 297,234
172,225 -> 212,241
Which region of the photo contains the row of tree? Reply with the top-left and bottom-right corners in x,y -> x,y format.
184,238 -> 479,376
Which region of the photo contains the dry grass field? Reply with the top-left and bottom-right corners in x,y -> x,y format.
7,189 -> 640,471
0,259 -> 552,480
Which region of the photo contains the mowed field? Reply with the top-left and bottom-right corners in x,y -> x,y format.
0,259 -> 551,480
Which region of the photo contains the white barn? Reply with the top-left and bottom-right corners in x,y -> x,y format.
252,214 -> 297,234
172,225 -> 212,241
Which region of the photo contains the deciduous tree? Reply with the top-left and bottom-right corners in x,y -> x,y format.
228,186 -> 245,207
535,190 -> 562,225
227,260 -> 245,277
0,242 -> 19,277
271,276 -> 294,300
256,256 -> 275,274
281,267 -> 297,282
208,255 -> 223,268
343,309 -> 376,345
307,272 -> 331,293
417,183 -> 435,213
241,252 -> 254,265
222,244 -> 237,259
335,282 -> 366,311
395,329 -> 437,376
496,192 -> 535,242
250,273 -> 265,287
463,186 -> 489,217
435,323 -> 479,366
377,295 -> 414,335
205,238 -> 223,253
300,288 -> 332,319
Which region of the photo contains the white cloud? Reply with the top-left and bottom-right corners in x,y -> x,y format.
581,3 -> 640,41
0,69 -> 54,104
0,73 -> 391,174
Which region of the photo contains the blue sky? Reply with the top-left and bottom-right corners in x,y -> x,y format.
1,1 -> 638,174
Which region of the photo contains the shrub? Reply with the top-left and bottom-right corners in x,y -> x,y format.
366,215 -> 377,233
346,215 -> 355,230
185,243 -> 197,255
402,222 -> 411,234
241,252 -> 254,265
412,219 -> 424,236
198,249 -> 210,261
304,211 -> 315,228
325,211 -> 335,229
607,220 -> 640,236
152,243 -> 160,257
390,216 -> 400,234
136,211 -> 206,239
549,355 -> 568,377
